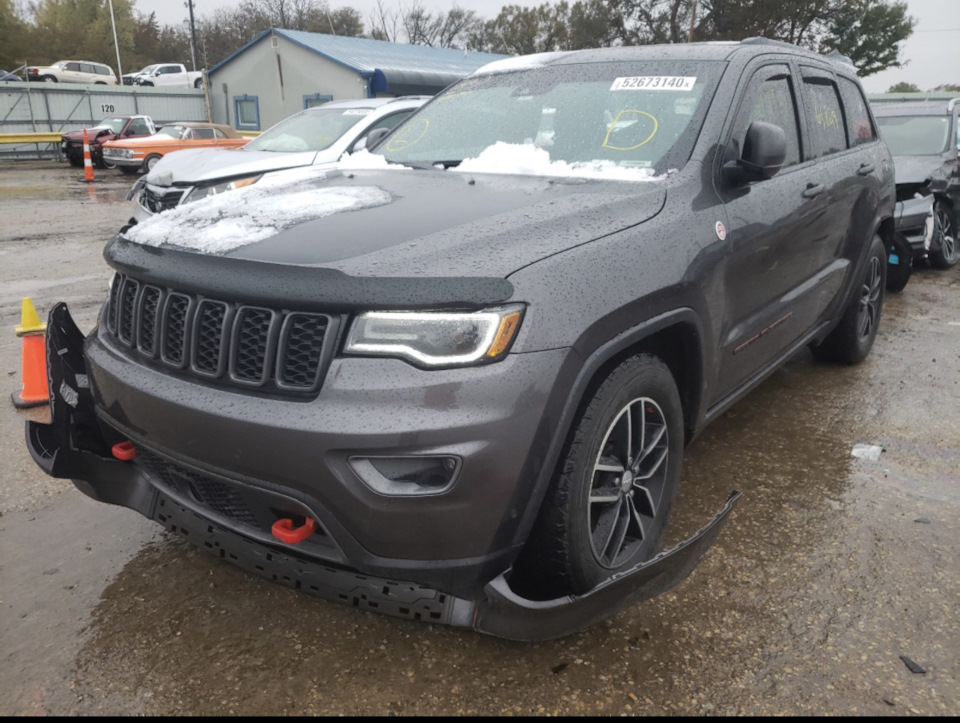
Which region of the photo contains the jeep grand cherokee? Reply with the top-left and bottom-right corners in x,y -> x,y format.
27,39 -> 895,641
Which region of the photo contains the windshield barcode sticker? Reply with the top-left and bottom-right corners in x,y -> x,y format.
611,76 -> 696,91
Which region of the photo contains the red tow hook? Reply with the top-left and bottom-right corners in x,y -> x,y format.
271,517 -> 316,544
111,440 -> 137,461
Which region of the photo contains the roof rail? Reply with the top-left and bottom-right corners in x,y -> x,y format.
741,37 -> 853,66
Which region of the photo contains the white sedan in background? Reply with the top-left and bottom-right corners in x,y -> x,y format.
129,96 -> 429,221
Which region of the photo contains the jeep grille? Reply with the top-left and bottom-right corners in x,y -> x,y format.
104,273 -> 336,396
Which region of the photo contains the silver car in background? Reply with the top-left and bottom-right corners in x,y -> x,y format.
129,96 -> 429,221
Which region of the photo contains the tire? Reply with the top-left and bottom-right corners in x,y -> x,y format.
143,154 -> 162,173
885,232 -> 913,293
119,166 -> 139,175
41,75 -> 57,83
928,200 -> 958,269
67,150 -> 82,168
101,157 -> 117,170
513,354 -> 684,598
812,235 -> 885,365
194,77 -> 203,89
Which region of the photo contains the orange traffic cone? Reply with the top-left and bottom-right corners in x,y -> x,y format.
11,297 -> 49,409
82,128 -> 95,182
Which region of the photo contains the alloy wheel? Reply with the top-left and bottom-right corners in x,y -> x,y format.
587,396 -> 669,568
857,255 -> 882,342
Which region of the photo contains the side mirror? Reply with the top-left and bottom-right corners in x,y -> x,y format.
364,127 -> 391,151
723,121 -> 787,184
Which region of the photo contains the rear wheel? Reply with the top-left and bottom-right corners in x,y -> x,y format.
812,235 -> 885,364
194,77 -> 203,88
929,200 -> 958,269
513,354 -> 683,598
41,75 -> 57,83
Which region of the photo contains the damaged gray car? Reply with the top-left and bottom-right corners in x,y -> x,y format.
27,40 -> 894,641
872,95 -> 960,270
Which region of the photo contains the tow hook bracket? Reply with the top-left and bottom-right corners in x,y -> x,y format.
271,517 -> 316,543
111,441 -> 137,461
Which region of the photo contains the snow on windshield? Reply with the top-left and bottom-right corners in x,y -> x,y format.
457,142 -> 670,180
124,177 -> 392,254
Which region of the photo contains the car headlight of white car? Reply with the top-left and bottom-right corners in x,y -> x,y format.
182,175 -> 262,205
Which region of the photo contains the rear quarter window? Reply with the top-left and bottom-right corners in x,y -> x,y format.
837,77 -> 876,146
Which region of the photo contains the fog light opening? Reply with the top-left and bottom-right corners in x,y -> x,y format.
350,455 -> 461,496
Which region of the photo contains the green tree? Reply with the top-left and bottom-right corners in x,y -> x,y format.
0,0 -> 33,70
822,0 -> 915,76
930,84 -> 960,93
886,81 -> 920,93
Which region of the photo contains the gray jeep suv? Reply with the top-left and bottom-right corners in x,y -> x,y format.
27,39 -> 894,641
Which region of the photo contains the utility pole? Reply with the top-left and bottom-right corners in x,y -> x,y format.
108,0 -> 123,78
187,0 -> 200,71
688,0 -> 698,43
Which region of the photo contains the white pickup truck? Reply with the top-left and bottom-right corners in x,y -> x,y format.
133,63 -> 204,88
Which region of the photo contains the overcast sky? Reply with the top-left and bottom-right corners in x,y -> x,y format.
137,0 -> 959,92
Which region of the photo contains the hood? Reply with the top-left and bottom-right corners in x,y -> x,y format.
62,125 -> 112,141
122,165 -> 667,280
892,154 -> 948,185
145,148 -> 321,186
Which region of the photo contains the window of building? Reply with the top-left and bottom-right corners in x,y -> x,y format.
234,95 -> 260,130
304,94 -> 333,109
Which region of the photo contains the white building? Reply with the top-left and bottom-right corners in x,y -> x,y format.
207,28 -> 509,131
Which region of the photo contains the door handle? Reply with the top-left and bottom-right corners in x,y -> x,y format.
802,183 -> 824,199
857,163 -> 875,176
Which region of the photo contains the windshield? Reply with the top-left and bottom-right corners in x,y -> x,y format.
137,65 -> 160,75
244,107 -> 374,153
157,125 -> 186,139
378,60 -> 723,175
876,115 -> 951,156
97,117 -> 126,133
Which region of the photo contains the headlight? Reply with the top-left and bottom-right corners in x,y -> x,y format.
344,306 -> 524,368
182,175 -> 262,204
105,148 -> 132,158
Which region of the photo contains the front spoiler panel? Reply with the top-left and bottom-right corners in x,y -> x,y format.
25,302 -> 740,642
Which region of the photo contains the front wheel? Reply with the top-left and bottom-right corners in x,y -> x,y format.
929,200 -> 958,269
143,154 -> 162,173
101,157 -> 117,170
513,354 -> 684,598
812,235 -> 885,365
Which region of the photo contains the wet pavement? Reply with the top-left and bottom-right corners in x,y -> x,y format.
1,160 -> 958,715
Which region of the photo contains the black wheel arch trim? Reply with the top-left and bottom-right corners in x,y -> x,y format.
504,307 -> 708,556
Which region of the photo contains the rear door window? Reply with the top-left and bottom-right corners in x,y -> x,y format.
800,68 -> 846,159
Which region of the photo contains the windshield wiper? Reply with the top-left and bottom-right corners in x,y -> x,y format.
401,160 -> 462,170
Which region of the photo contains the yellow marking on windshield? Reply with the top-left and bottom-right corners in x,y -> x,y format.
385,118 -> 429,152
602,110 -> 658,151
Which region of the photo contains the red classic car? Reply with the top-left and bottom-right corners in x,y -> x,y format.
61,115 -> 156,169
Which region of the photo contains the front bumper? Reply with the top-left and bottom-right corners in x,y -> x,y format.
102,153 -> 143,168
894,195 -> 935,253
26,302 -> 740,640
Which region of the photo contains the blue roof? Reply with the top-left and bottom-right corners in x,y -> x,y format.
209,29 -> 510,94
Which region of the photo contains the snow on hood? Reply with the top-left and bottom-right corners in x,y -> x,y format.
124,167 -> 392,254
